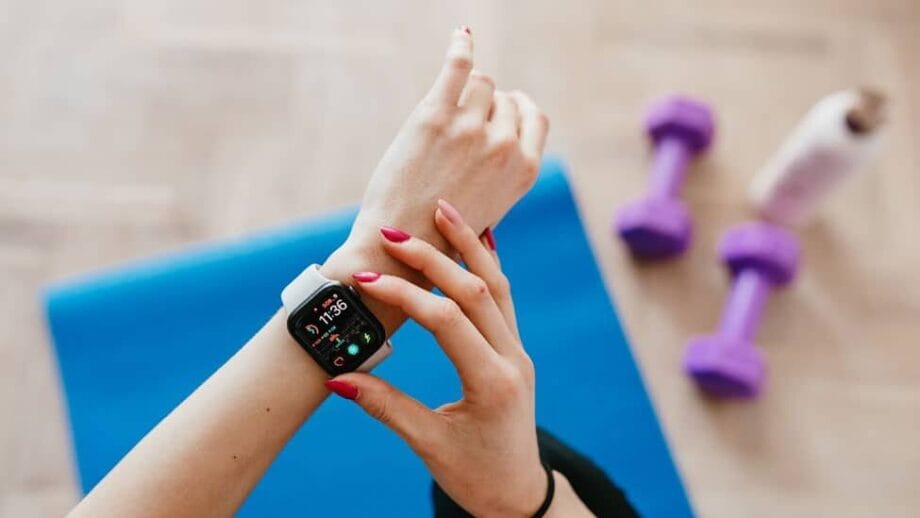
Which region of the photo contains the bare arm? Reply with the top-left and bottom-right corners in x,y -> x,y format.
65,244 -> 407,517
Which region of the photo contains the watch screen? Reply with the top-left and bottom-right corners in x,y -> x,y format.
289,285 -> 384,375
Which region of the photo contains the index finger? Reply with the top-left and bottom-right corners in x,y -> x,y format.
435,200 -> 519,339
425,27 -> 474,106
352,272 -> 499,388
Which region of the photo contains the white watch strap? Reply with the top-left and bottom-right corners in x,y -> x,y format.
281,264 -> 327,313
359,339 -> 393,372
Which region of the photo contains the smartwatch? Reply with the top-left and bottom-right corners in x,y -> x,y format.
281,264 -> 392,375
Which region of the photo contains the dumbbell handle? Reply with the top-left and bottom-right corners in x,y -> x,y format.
649,136 -> 692,199
717,269 -> 772,342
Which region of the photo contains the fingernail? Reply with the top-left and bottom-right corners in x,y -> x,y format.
460,25 -> 471,35
481,227 -> 496,251
437,199 -> 463,225
325,379 -> 359,400
352,271 -> 381,283
380,227 -> 411,243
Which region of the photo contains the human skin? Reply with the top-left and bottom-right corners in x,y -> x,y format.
331,200 -> 593,517
67,27 -> 589,517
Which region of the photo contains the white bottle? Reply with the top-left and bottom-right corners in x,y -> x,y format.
749,89 -> 886,227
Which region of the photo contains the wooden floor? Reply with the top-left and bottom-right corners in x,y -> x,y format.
3,1 -> 919,516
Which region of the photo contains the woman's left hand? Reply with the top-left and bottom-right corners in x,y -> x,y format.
325,200 -> 592,517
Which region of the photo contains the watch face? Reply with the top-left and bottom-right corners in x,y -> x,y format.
288,284 -> 385,375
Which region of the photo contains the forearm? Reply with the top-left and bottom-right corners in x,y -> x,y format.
322,227 -> 435,333
69,229 -> 441,518
69,310 -> 324,517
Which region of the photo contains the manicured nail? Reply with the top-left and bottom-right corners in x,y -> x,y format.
325,379 -> 359,400
481,227 -> 496,251
352,271 -> 380,283
460,25 -> 471,35
380,227 -> 411,243
437,199 -> 463,225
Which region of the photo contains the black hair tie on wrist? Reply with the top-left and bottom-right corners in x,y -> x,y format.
531,463 -> 555,518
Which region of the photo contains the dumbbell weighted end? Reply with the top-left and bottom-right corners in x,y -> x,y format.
614,96 -> 715,259
683,222 -> 800,397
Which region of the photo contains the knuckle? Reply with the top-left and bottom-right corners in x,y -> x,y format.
416,251 -> 441,279
432,298 -> 463,327
417,105 -> 451,136
521,156 -> 541,181
488,135 -> 517,157
471,71 -> 495,89
368,387 -> 395,425
490,364 -> 526,404
446,53 -> 473,73
462,276 -> 490,302
510,89 -> 532,106
490,273 -> 512,298
517,355 -> 536,386
452,120 -> 484,142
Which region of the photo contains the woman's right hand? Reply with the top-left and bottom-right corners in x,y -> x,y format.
320,27 -> 549,323
326,201 -> 593,517
352,26 -> 549,243
323,27 -> 549,300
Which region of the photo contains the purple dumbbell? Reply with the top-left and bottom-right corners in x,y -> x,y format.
683,222 -> 800,398
615,96 -> 715,259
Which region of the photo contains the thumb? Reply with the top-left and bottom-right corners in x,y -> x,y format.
325,373 -> 441,447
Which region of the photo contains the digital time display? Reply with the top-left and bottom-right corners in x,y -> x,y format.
289,284 -> 384,375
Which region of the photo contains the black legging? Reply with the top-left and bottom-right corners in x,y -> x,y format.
432,427 -> 638,517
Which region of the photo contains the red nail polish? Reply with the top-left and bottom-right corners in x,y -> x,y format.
380,227 -> 411,243
352,271 -> 381,283
437,199 -> 463,225
325,379 -> 359,400
481,227 -> 496,250
460,25 -> 471,35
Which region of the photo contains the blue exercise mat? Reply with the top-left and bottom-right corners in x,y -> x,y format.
45,157 -> 692,517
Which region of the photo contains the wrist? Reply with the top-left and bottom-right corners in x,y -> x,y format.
351,203 -> 455,257
519,464 -> 552,518
544,471 -> 594,518
318,205 -> 461,335
318,243 -> 399,335
479,463 -> 550,518
317,235 -> 428,336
